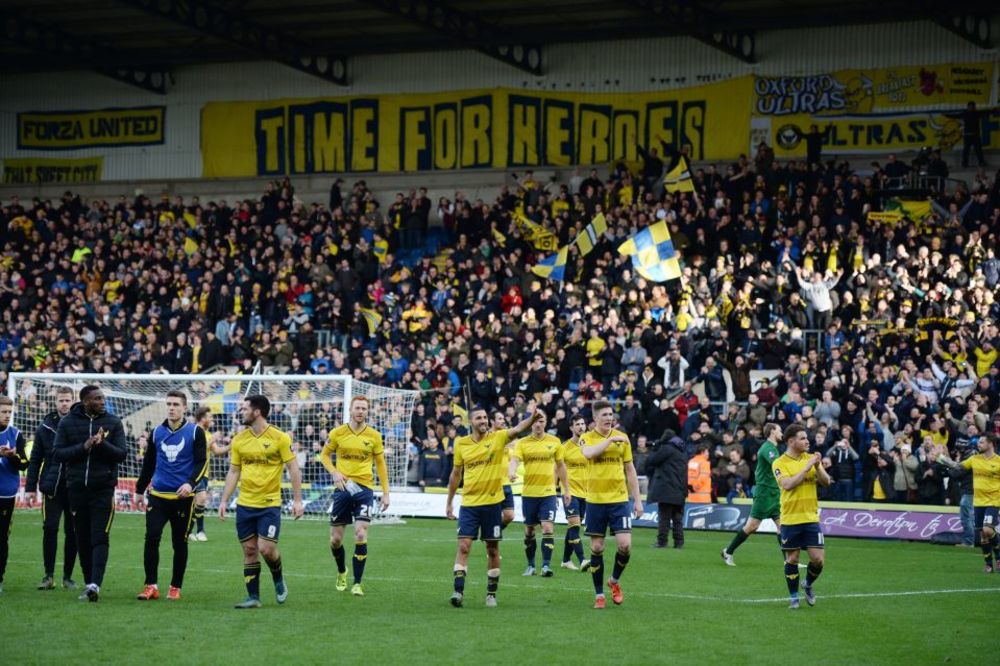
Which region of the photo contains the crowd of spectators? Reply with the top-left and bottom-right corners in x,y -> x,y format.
2,144 -> 1000,518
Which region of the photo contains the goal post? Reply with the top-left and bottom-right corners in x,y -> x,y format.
8,372 -> 419,523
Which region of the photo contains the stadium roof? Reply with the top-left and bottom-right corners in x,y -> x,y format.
0,0 -> 996,93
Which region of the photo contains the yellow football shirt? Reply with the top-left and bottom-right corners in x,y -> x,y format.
961,454 -> 1000,507
502,446 -> 512,486
230,425 -> 295,508
198,425 -> 212,480
939,350 -> 969,373
561,438 -> 589,499
580,428 -> 631,504
773,453 -> 819,525
454,430 -> 509,507
973,347 -> 998,378
513,433 -> 563,497
323,424 -> 385,490
586,337 -> 605,367
920,428 -> 949,450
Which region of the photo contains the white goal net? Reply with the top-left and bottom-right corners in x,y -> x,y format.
8,373 -> 419,522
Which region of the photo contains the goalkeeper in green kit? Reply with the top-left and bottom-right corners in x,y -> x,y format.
721,423 -> 783,566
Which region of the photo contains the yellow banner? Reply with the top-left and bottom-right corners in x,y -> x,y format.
2,156 -> 103,184
763,110 -> 1000,157
201,80 -> 752,177
17,106 -> 165,150
754,61 -> 993,116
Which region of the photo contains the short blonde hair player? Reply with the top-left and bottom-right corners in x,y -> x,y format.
321,395 -> 390,596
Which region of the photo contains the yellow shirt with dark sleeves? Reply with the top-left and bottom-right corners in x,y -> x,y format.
561,438 -> 589,499
580,428 -> 632,504
961,454 -> 1000,507
199,425 -> 212,480
513,433 -> 563,497
772,452 -> 819,525
454,429 -> 510,507
230,426 -> 295,508
323,423 -> 386,491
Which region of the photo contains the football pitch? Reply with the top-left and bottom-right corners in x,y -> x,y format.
2,513 -> 996,665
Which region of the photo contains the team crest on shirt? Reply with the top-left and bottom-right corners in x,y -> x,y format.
162,438 -> 185,462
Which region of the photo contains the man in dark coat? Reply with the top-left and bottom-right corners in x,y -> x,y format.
51,385 -> 127,602
645,430 -> 689,549
24,385 -> 79,590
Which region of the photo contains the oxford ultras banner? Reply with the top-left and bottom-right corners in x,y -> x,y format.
200,79 -> 752,177
17,106 -> 166,150
750,60 -> 998,157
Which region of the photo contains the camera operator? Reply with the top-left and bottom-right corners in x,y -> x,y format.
825,433 -> 860,502
865,439 -> 895,503
644,430 -> 688,549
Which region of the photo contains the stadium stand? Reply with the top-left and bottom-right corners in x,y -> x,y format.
3,144 -> 999,508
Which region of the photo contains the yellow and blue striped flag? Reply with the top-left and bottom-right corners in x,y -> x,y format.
573,212 -> 607,257
664,156 -> 695,193
530,245 -> 569,282
618,220 -> 682,281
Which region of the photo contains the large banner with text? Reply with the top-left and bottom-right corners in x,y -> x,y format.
200,79 -> 753,177
754,108 -> 1000,158
16,106 -> 166,150
750,60 -> 997,156
754,61 -> 993,116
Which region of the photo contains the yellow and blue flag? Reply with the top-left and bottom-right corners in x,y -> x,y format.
664,156 -> 695,193
573,212 -> 608,257
373,238 -> 389,260
531,245 -> 569,282
618,220 -> 682,281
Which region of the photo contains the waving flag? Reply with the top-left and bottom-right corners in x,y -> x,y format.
530,245 -> 569,282
513,211 -> 559,251
618,220 -> 681,281
664,156 -> 695,193
573,212 -> 608,257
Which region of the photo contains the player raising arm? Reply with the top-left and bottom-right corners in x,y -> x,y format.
321,396 -> 390,597
445,407 -> 541,608
492,411 -> 517,531
773,424 -> 831,609
219,395 -> 303,609
937,434 -> 1000,572
189,406 -> 229,543
579,400 -> 644,609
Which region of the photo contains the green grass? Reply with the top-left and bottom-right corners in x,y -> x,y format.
1,513 -> 997,664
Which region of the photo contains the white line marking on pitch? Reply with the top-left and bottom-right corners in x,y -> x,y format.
9,558 -> 998,604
